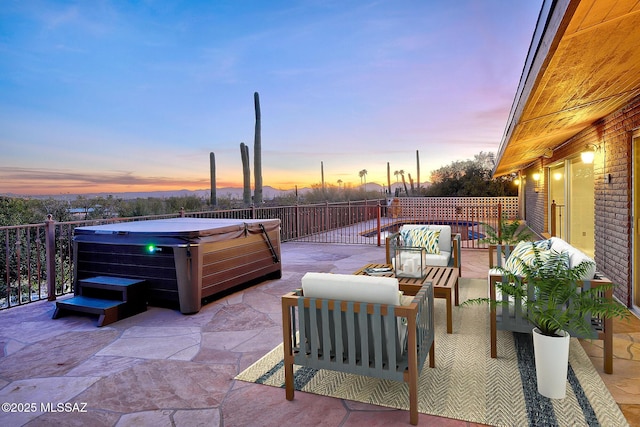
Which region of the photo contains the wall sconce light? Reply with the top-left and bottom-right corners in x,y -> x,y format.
581,144 -> 600,164
513,178 -> 521,186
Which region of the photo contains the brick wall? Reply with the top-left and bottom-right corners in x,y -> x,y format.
522,95 -> 640,305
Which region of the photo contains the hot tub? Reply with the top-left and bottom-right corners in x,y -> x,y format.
73,217 -> 281,314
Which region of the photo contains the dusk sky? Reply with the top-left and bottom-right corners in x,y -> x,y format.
0,0 -> 542,196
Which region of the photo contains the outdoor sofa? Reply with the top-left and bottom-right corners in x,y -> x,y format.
488,237 -> 615,373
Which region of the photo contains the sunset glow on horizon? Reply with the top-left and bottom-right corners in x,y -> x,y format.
0,1 -> 542,197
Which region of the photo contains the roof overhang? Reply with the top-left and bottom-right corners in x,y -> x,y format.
494,0 -> 640,177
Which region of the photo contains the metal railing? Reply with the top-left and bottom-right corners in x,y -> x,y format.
1,197 -> 516,310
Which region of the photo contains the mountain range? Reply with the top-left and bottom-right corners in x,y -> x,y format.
2,182 -> 430,200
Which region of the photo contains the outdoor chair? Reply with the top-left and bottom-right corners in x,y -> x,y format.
385,224 -> 461,277
282,272 -> 435,425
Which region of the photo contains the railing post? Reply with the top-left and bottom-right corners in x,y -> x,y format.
497,203 -> 502,243
551,200 -> 556,237
325,201 -> 329,232
295,203 -> 299,239
252,205 -> 256,219
377,203 -> 381,247
180,207 -> 185,217
45,215 -> 56,301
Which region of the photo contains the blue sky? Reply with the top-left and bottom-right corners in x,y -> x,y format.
0,0 -> 542,196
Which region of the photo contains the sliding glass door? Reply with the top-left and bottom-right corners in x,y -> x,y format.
547,159 -> 594,257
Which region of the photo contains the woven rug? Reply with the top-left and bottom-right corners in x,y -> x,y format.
236,278 -> 628,427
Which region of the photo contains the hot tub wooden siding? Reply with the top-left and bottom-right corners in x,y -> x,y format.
73,218 -> 281,313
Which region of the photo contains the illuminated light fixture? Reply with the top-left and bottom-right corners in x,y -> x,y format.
581,143 -> 600,164
553,172 -> 563,181
532,172 -> 541,181
514,178 -> 521,186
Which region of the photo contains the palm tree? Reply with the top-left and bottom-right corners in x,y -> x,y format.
337,179 -> 343,190
359,169 -> 368,191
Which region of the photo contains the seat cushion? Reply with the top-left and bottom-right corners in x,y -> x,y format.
301,272 -> 400,305
425,251 -> 450,267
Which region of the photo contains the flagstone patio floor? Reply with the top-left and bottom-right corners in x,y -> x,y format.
0,243 -> 638,426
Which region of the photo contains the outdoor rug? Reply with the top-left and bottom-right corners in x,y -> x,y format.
236,278 -> 628,426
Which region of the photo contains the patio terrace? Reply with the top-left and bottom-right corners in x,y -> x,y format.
0,244 -> 638,426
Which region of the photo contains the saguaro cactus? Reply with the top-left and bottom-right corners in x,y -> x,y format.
416,150 -> 421,193
210,152 -> 217,206
253,92 -> 263,204
240,142 -> 251,205
387,162 -> 391,194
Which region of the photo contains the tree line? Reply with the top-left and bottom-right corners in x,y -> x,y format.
1,151 -> 516,227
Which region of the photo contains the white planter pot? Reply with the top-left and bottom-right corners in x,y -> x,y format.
532,327 -> 570,399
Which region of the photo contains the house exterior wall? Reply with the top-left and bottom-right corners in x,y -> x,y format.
522,95 -> 640,306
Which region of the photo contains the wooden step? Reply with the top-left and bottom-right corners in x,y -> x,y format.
53,276 -> 147,327
53,296 -> 126,327
79,276 -> 146,291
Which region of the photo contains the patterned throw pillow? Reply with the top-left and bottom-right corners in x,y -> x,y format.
504,241 -> 550,276
400,228 -> 415,246
533,239 -> 552,250
406,228 -> 441,254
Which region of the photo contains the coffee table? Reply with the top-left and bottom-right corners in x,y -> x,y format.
354,263 -> 459,334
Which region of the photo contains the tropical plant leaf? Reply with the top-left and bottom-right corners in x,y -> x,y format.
463,243 -> 629,337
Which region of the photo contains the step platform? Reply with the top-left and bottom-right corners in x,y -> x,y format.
53,276 -> 146,327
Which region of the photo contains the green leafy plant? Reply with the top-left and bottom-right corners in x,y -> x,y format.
481,217 -> 533,245
466,244 -> 629,337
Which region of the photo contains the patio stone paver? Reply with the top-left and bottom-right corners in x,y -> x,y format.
66,356 -> 145,378
114,407 -> 221,427
202,304 -> 278,332
0,376 -> 102,426
76,360 -> 236,413
31,409 -> 121,427
222,382 -> 349,427
172,408 -> 221,427
96,326 -> 200,360
1,330 -> 119,380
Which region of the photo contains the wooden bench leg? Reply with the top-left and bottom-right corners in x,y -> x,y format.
284,359 -> 294,400
454,277 -> 459,306
490,307 -> 497,359
445,293 -> 452,334
409,368 -> 418,425
604,317 -> 613,374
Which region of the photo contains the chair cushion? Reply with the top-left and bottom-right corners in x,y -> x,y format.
301,272 -> 400,305
425,251 -> 450,267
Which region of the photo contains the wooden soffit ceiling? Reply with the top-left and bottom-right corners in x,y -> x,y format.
494,0 -> 640,176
